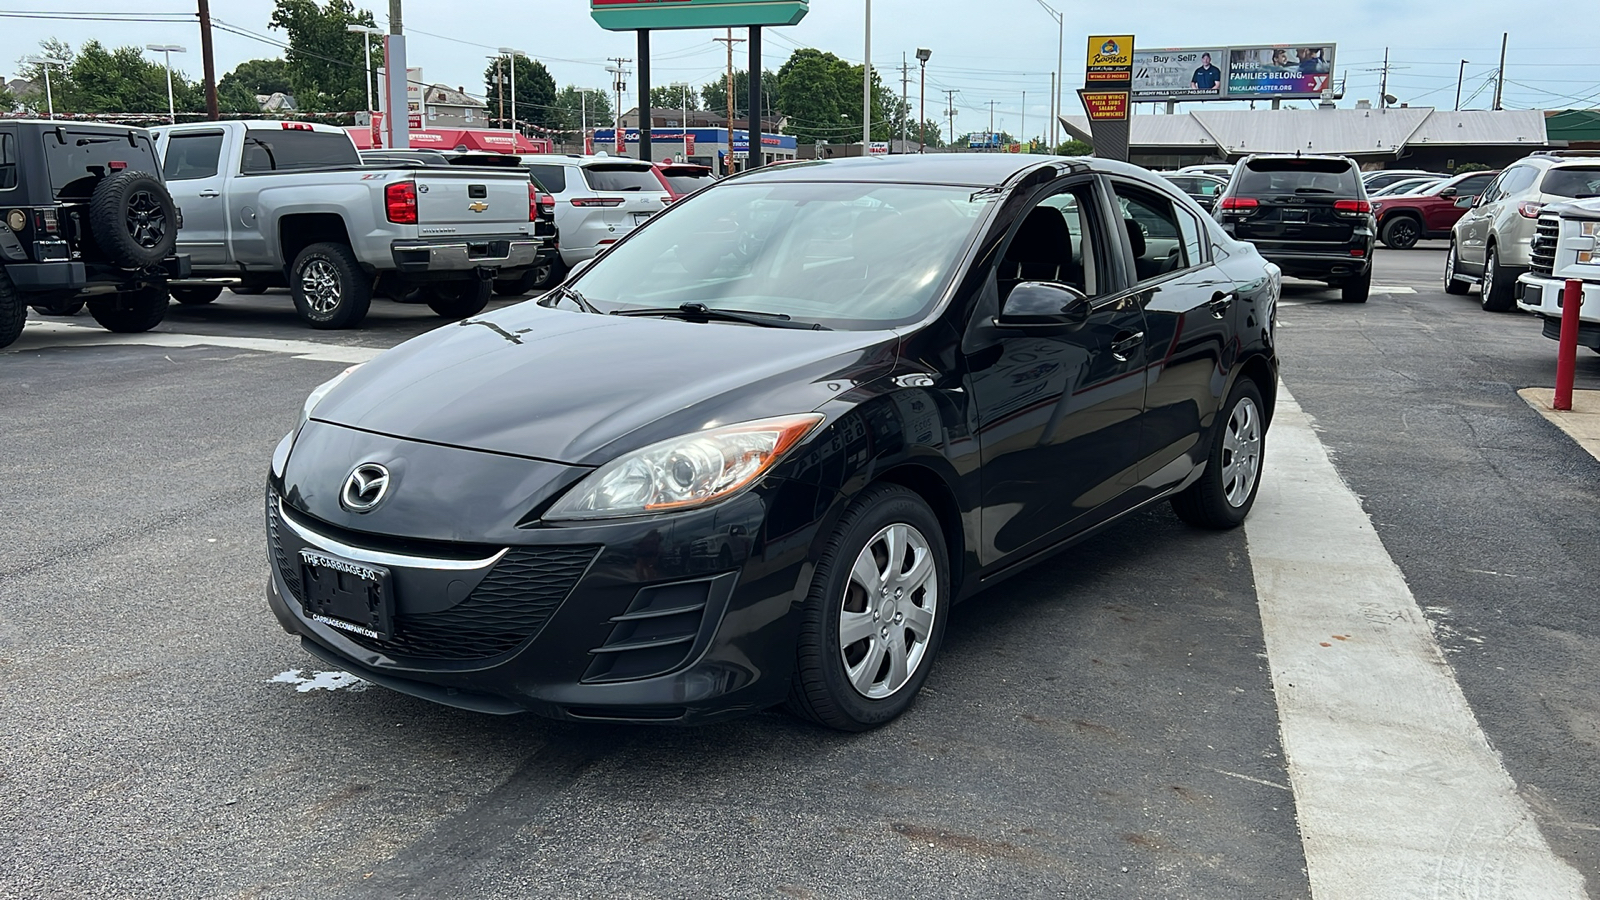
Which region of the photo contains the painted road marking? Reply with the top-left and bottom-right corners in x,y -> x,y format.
9,320 -> 383,364
1247,388 -> 1587,898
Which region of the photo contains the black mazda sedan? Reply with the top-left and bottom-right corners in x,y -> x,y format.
266,154 -> 1280,731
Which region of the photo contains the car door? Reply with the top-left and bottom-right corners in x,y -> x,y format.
1106,177 -> 1237,504
158,128 -> 231,267
962,175 -> 1149,565
1457,171 -> 1509,267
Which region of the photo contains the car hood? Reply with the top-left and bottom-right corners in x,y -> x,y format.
311,303 -> 899,466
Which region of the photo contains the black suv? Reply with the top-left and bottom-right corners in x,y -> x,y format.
0,120 -> 189,349
1215,154 -> 1376,303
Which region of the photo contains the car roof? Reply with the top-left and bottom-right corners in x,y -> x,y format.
515,154 -> 655,168
727,154 -> 1152,188
4,118 -> 150,134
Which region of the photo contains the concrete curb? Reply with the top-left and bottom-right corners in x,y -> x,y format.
1519,388 -> 1600,464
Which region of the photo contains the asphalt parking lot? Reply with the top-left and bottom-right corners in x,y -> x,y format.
3,247 -> 1597,898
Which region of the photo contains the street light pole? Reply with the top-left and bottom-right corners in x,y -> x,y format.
22,56 -> 65,119
916,48 -> 930,153
348,25 -> 382,126
145,44 -> 187,125
498,48 -> 524,137
1034,0 -> 1063,149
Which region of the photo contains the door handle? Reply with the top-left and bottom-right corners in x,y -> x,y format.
1110,331 -> 1144,362
1208,292 -> 1235,318
198,190 -> 221,198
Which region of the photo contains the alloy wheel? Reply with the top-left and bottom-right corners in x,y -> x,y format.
1445,246 -> 1456,282
302,260 -> 343,313
125,190 -> 167,249
1221,396 -> 1263,508
839,522 -> 938,700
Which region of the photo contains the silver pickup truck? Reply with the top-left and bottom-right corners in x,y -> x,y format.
151,120 -> 544,328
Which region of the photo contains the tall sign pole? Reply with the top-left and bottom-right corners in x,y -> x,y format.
638,30 -> 652,162
385,0 -> 409,149
862,0 -> 872,151
1079,34 -> 1134,161
748,25 -> 762,168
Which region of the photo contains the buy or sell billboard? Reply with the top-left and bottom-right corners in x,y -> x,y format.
1131,43 -> 1335,102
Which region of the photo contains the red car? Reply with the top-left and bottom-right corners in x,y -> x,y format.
654,163 -> 717,201
1371,169 -> 1501,249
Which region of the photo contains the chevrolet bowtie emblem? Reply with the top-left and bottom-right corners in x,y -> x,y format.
468,201 -> 489,213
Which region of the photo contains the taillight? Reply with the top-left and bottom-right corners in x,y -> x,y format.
1518,201 -> 1544,219
1220,197 -> 1258,210
540,194 -> 555,215
570,197 -> 625,208
385,181 -> 417,224
281,122 -> 314,131
1334,199 -> 1372,214
35,208 -> 59,234
528,184 -> 541,222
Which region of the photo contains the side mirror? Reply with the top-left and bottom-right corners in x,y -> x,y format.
995,282 -> 1092,331
1439,186 -> 1458,198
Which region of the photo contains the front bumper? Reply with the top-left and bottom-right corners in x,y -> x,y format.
264,482 -> 813,724
390,236 -> 544,275
1517,274 -> 1600,348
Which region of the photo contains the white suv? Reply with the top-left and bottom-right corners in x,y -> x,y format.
518,155 -> 670,285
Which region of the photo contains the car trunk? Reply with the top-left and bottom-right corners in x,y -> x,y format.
1228,159 -> 1363,246
413,169 -> 532,237
582,163 -> 668,231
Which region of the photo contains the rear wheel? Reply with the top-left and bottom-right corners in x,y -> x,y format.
1380,215 -> 1422,250
290,243 -> 371,329
1481,246 -> 1516,312
0,269 -> 24,349
170,284 -> 224,305
493,268 -> 541,297
1340,266 -> 1372,303
535,257 -> 567,289
1444,241 -> 1471,295
1171,378 -> 1266,530
87,285 -> 167,333
424,279 -> 492,319
786,484 -> 949,732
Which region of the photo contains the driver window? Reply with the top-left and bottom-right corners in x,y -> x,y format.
997,185 -> 1098,302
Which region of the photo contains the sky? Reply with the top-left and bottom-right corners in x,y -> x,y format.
4,0 -> 1598,141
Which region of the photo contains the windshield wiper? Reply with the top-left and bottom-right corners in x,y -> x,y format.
611,302 -> 830,330
548,283 -> 603,314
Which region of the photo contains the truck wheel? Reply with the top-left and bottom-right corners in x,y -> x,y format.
87,285 -> 167,334
290,243 -> 371,330
424,279 -> 492,319
1444,241 -> 1471,295
493,269 -> 540,297
170,285 -> 224,305
1340,267 -> 1372,303
1380,215 -> 1421,250
1481,247 -> 1516,312
89,171 -> 178,268
0,269 -> 24,349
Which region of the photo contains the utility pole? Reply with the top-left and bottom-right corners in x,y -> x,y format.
1048,72 -> 1055,148
495,57 -> 504,127
196,0 -> 218,119
899,53 -> 910,154
607,58 -> 631,156
1021,90 -> 1026,151
1379,47 -> 1389,111
1493,33 -> 1508,110
713,29 -> 743,173
1456,59 -> 1469,111
943,89 -> 958,152
580,89 -> 587,152
988,99 -> 996,151
862,0 -> 873,153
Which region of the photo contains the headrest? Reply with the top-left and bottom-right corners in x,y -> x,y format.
1124,218 -> 1146,257
1006,206 -> 1072,266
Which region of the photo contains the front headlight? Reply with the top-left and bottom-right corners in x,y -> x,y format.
299,364 -> 362,427
544,413 -> 824,521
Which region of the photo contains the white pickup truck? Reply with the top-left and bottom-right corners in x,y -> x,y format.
1517,198 -> 1600,351
152,121 -> 546,328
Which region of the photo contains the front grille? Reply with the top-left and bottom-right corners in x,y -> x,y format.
266,490 -> 303,604
1530,215 -> 1560,277
583,579 -> 714,683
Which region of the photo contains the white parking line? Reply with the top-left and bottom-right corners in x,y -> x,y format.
1373,285 -> 1417,295
1246,388 -> 1588,898
9,319 -> 383,363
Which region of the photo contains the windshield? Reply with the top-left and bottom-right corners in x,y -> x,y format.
1541,167 -> 1600,199
570,181 -> 994,330
662,172 -> 715,193
1234,158 -> 1361,196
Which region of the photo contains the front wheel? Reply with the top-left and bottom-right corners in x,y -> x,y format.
0,269 -> 24,349
87,285 -> 167,333
1444,241 -> 1471,295
1380,216 -> 1421,250
290,243 -> 371,329
1171,378 -> 1266,530
1481,247 -> 1516,312
787,484 -> 949,732
170,284 -> 224,305
424,279 -> 492,319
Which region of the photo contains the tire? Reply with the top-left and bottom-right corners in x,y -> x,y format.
170,284 -> 224,306
87,285 -> 167,334
230,280 -> 268,296
1481,246 -> 1516,312
289,243 -> 371,329
786,484 -> 950,732
1380,215 -> 1422,250
536,256 -> 567,289
493,268 -> 540,297
0,268 -> 24,349
1444,241 -> 1471,295
88,171 -> 177,268
424,279 -> 492,319
1171,378 -> 1267,530
1340,266 -> 1372,303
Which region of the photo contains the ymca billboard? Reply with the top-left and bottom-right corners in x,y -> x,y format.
1132,43 -> 1335,102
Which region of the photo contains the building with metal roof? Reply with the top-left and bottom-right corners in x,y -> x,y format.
1061,107 -> 1552,171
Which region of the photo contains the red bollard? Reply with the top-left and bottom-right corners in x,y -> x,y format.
1554,278 -> 1583,411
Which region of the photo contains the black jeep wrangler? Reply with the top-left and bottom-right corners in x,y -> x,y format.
0,120 -> 190,349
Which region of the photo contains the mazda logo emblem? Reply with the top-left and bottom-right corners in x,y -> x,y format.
341,463 -> 391,513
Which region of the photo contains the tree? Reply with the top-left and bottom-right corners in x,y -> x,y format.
547,85 -> 612,134
1056,139 -> 1092,156
651,84 -> 699,114
218,58 -> 293,114
775,49 -> 895,145
0,87 -> 16,114
483,55 -> 557,130
268,0 -> 380,114
700,69 -> 779,121
16,39 -> 204,117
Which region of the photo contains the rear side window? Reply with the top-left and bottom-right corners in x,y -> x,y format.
1234,158 -> 1360,196
43,129 -> 163,199
239,130 -> 359,174
525,164 -> 567,193
1495,166 -> 1539,196
584,164 -> 664,193
1539,167 -> 1600,199
163,131 -> 224,181
0,133 -> 15,191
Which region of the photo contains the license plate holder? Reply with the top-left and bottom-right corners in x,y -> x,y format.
633,211 -> 652,226
1281,209 -> 1309,223
300,550 -> 394,641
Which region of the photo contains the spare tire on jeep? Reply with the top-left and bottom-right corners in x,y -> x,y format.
89,171 -> 178,269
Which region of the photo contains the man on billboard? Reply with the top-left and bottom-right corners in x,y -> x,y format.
1190,53 -> 1222,92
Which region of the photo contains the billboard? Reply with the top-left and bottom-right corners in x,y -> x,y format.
1085,35 -> 1134,85
591,0 -> 807,31
1130,43 -> 1335,102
